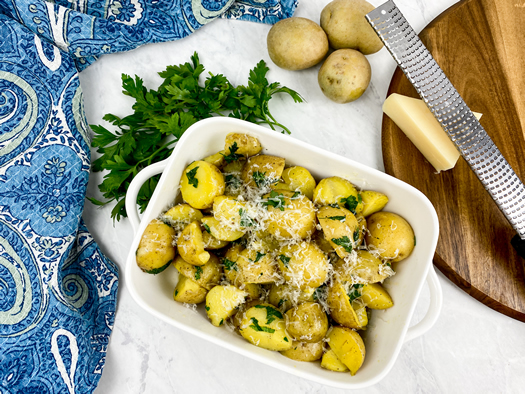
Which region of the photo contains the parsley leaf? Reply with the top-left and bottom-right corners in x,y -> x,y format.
279,254 -> 291,268
262,190 -> 286,211
249,317 -> 275,333
254,305 -> 283,324
249,251 -> 266,263
347,284 -> 364,302
252,171 -> 266,188
225,174 -> 241,189
223,258 -> 238,272
331,236 -> 353,253
239,208 -> 254,227
340,195 -> 360,214
194,266 -> 203,280
89,53 -> 303,221
222,142 -> 244,163
186,166 -> 199,188
202,223 -> 211,233
320,216 -> 346,221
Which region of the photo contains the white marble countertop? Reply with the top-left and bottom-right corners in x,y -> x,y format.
79,0 -> 525,392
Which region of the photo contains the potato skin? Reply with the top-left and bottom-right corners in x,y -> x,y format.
280,341 -> 324,362
224,133 -> 262,157
318,49 -> 371,104
365,211 -> 415,262
177,221 -> 210,266
173,275 -> 207,304
242,155 -> 286,188
267,17 -> 329,71
278,242 -> 329,290
136,219 -> 176,274
180,160 -> 225,209
320,0 -> 384,55
327,326 -> 366,376
274,166 -> 317,200
285,302 -> 329,343
173,253 -> 221,290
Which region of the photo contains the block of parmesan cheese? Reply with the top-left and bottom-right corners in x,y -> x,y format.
383,93 -> 482,173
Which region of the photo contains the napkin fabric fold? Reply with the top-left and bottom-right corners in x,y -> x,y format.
0,0 -> 297,392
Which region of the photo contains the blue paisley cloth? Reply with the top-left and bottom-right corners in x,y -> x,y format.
0,0 -> 297,392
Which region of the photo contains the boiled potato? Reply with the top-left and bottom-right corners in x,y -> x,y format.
202,230 -> 229,250
201,216 -> 245,242
267,17 -> 329,71
318,49 -> 371,104
239,304 -> 293,351
274,166 -> 317,200
317,205 -> 359,259
313,176 -> 362,213
320,0 -> 384,55
177,221 -> 210,266
224,133 -> 262,157
173,254 -> 221,290
327,281 -> 363,329
223,244 -> 244,285
285,302 -> 329,343
321,349 -> 349,372
232,300 -> 264,331
312,230 -> 335,254
136,219 -> 176,274
365,212 -> 415,262
361,283 -> 394,309
264,190 -> 317,239
241,155 -> 286,188
268,284 -> 315,312
280,341 -> 324,362
327,326 -> 366,376
360,190 -> 389,217
173,275 -> 207,304
333,250 -> 393,284
278,242 -> 329,290
180,160 -> 225,209
205,285 -> 247,327
202,151 -> 226,168
352,299 -> 368,329
241,283 -> 262,300
236,248 -> 280,284
213,195 -> 248,230
161,203 -> 203,229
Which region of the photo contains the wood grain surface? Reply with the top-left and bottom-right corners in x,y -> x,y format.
382,0 -> 525,321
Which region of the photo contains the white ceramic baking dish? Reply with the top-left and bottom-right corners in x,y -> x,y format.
124,117 -> 442,389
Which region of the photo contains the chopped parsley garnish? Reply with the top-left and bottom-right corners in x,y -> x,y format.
279,254 -> 291,268
223,258 -> 238,271
249,251 -> 265,263
414,236 -> 417,246
313,285 -> 327,302
194,266 -> 203,280
252,171 -> 266,187
277,299 -> 285,308
205,305 -> 210,311
254,305 -> 283,324
221,142 -> 244,163
386,262 -> 392,268
186,166 -> 199,188
292,191 -> 300,198
353,229 -> 360,242
220,319 -> 224,326
284,337 -> 289,342
202,223 -> 211,233
239,208 -> 254,227
331,236 -> 353,253
225,174 -> 242,188
262,190 -> 286,211
340,195 -> 360,214
175,290 -> 179,296
321,216 -> 346,222
348,284 -> 364,302
249,317 -> 275,333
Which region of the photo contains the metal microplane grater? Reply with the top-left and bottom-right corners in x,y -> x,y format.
366,0 -> 525,256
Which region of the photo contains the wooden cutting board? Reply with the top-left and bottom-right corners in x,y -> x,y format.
382,0 -> 525,321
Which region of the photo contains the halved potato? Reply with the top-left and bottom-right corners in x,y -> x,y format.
278,242 -> 329,290
360,283 -> 394,309
205,285 -> 247,327
332,250 -> 394,284
280,341 -> 324,362
213,195 -> 249,230
136,219 -> 177,274
241,155 -> 286,188
224,133 -> 262,157
223,244 -> 244,285
285,302 -> 329,343
360,190 -> 388,217
161,203 -> 203,229
173,254 -> 221,290
327,326 -> 366,376
173,275 -> 207,304
236,248 -> 280,284
239,303 -> 293,351
317,205 -> 359,259
180,160 -> 225,209
321,349 -> 349,372
177,221 -> 210,266
313,176 -> 362,214
201,216 -> 245,242
326,281 -> 363,329
202,151 -> 226,168
274,166 -> 316,200
202,231 -> 229,250
267,284 -> 315,311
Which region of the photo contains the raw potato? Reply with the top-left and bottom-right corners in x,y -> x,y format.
177,221 -> 210,266
242,154 -> 286,188
173,254 -> 221,290
136,219 -> 176,274
317,205 -> 359,259
318,49 -> 371,104
333,250 -> 393,284
239,304 -> 293,351
321,349 -> 349,372
320,0 -> 384,55
224,133 -> 262,157
173,275 -> 207,304
236,248 -> 280,284
361,283 -> 394,309
327,281 -> 363,329
274,166 -> 317,200
265,190 -> 317,239
205,285 -> 247,327
280,341 -> 324,362
313,176 -> 362,212
360,190 -> 389,217
366,211 -> 415,262
285,302 -> 329,343
327,326 -> 366,376
278,242 -> 329,290
180,160 -> 225,209
267,17 -> 329,71
201,216 -> 245,242
161,203 -> 203,228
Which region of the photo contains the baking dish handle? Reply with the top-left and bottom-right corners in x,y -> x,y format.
125,159 -> 168,234
404,265 -> 443,342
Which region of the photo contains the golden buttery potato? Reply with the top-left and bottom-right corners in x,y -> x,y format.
177,221 -> 210,266
205,285 -> 247,327
280,341 -> 324,362
173,254 -> 221,290
360,283 -> 394,309
285,302 -> 329,343
224,133 -> 262,157
180,160 -> 225,209
321,349 -> 349,372
274,166 -> 317,200
136,219 -> 176,274
267,284 -> 315,312
239,304 -> 293,351
235,248 -> 280,284
317,205 -> 360,258
313,176 -> 362,213
332,250 -> 393,284
327,326 -> 366,376
161,203 -> 203,229
360,190 -> 389,217
327,281 -> 365,330
200,216 -> 245,242
173,275 -> 207,304
241,154 -> 286,188
278,242 -> 329,290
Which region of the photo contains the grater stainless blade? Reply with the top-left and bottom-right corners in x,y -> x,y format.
366,0 -> 525,244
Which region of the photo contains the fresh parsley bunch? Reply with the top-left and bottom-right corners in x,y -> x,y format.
89,52 -> 304,221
